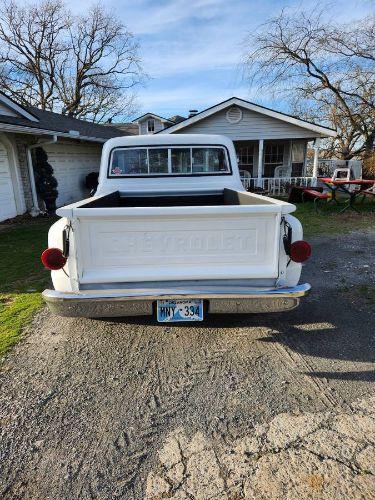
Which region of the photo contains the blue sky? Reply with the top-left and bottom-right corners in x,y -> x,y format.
66,0 -> 374,120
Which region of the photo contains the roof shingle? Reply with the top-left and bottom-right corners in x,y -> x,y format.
0,96 -> 127,141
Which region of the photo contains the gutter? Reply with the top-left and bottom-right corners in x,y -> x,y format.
26,135 -> 58,216
0,122 -> 109,143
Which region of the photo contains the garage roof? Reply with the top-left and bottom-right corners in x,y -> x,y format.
0,92 -> 127,142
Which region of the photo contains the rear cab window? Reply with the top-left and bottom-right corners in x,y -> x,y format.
109,146 -> 231,177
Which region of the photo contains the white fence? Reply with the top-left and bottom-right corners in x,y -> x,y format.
241,159 -> 362,196
241,176 -> 314,196
308,159 -> 362,179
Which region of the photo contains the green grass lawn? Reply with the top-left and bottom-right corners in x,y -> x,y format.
293,198 -> 375,237
0,218 -> 53,356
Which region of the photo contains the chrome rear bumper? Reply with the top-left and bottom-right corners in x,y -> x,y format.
42,283 -> 311,318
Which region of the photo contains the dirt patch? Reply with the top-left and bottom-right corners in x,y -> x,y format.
146,395 -> 375,499
0,214 -> 55,232
0,296 -> 15,306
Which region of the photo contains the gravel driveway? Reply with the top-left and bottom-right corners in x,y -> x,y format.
0,230 -> 374,499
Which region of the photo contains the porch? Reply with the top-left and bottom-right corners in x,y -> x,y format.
241,175 -> 314,196
234,138 -> 313,195
235,139 -> 361,196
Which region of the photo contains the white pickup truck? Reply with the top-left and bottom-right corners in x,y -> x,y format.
41,134 -> 311,322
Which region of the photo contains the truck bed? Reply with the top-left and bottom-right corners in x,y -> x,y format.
77,189 -> 274,208
56,189 -> 294,286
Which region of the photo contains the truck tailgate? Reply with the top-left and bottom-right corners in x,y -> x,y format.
73,205 -> 281,284
72,205 -> 282,284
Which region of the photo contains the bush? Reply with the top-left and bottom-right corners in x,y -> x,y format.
33,147 -> 58,214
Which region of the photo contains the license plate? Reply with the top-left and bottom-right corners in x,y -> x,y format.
157,299 -> 204,322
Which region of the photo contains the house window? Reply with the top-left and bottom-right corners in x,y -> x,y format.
237,146 -> 254,176
147,119 -> 155,133
291,141 -> 306,176
264,143 -> 284,177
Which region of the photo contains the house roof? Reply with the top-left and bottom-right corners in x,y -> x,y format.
168,115 -> 186,123
158,97 -> 337,138
132,112 -> 173,124
132,113 -> 186,127
103,122 -> 139,135
0,91 -> 127,142
0,92 -> 39,122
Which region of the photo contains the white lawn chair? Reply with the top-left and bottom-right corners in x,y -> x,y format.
332,168 -> 351,181
274,165 -> 292,178
239,169 -> 252,190
240,169 -> 251,179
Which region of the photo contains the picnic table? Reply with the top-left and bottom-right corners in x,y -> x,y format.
319,178 -> 375,213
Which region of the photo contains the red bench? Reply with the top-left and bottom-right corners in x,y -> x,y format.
302,189 -> 329,200
302,189 -> 329,213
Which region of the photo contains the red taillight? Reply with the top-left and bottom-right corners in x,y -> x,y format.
41,248 -> 67,270
290,240 -> 312,263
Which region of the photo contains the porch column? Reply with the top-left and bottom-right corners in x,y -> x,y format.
257,139 -> 264,187
312,138 -> 320,187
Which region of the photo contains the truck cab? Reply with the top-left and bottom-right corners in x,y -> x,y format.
41,134 -> 311,322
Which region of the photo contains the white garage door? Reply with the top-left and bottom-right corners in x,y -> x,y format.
44,142 -> 102,207
0,140 -> 17,222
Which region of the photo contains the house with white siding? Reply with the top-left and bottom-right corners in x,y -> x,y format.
134,97 -> 337,193
0,91 -> 124,223
133,112 -> 185,135
0,93 -> 339,223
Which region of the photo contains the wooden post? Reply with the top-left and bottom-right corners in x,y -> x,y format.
288,140 -> 293,169
312,139 -> 320,187
257,139 -> 264,187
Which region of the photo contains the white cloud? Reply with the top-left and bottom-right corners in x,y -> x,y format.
121,0 -> 229,35
142,43 -> 241,78
136,0 -> 259,77
137,83 -> 257,115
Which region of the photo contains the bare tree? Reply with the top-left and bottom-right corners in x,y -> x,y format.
244,9 -> 375,162
290,95 -> 366,160
58,4 -> 142,120
0,0 -> 69,110
0,0 -> 142,122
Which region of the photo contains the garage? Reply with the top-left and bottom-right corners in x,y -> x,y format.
43,141 -> 102,207
0,91 -> 124,218
0,139 -> 17,222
